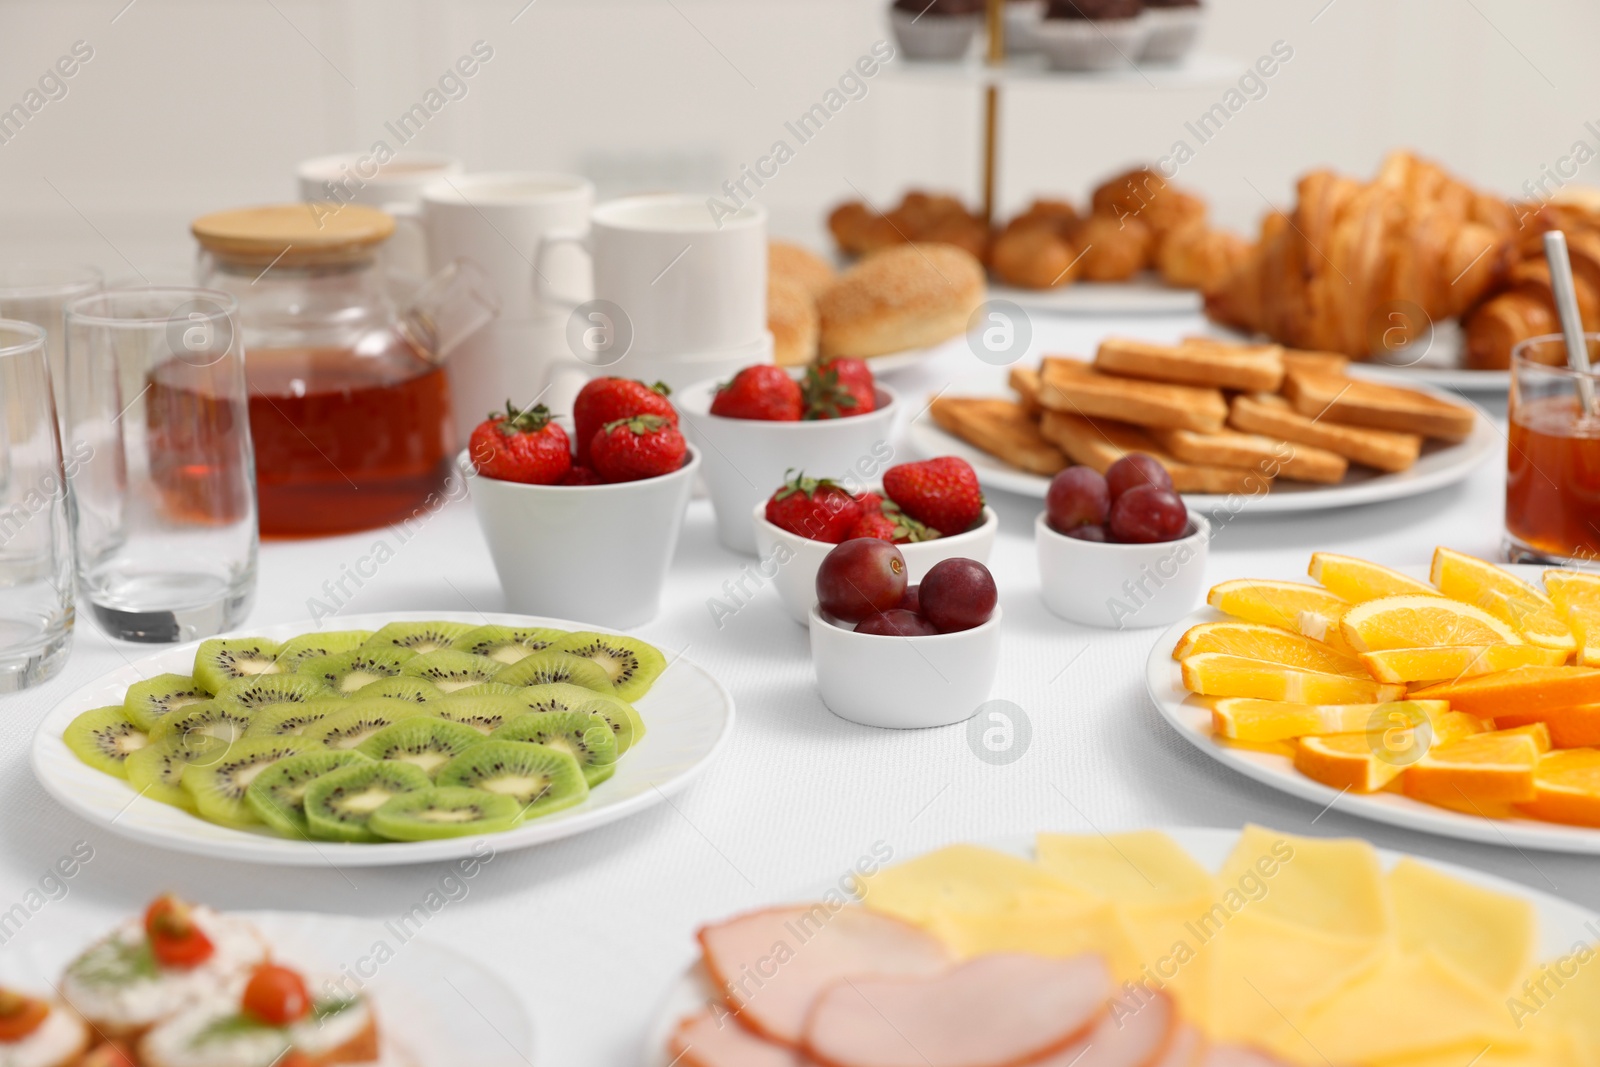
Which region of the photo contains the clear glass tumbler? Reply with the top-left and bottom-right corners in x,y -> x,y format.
0,320 -> 75,690
64,288 -> 258,642
1506,333 -> 1600,566
0,265 -> 103,431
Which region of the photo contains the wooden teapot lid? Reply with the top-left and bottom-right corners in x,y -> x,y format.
191,203 -> 396,266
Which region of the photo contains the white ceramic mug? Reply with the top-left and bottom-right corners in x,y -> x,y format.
536,194 -> 767,358
296,151 -> 463,281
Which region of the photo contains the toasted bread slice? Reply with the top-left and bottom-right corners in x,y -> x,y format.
1230,393 -> 1422,472
1146,426 -> 1349,484
1282,369 -> 1476,441
930,396 -> 1068,475
1096,336 -> 1284,392
1008,365 -> 1045,418
1183,336 -> 1350,377
1036,357 -> 1228,433
1038,411 -> 1271,494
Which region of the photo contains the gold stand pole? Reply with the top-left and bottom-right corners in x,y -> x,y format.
982,0 -> 1006,223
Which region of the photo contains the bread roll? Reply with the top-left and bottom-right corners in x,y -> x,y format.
819,243 -> 985,359
768,276 -> 819,367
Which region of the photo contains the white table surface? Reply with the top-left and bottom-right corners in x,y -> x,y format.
1,310 -> 1583,1067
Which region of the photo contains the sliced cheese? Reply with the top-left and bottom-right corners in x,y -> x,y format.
1219,825 -> 1393,941
1388,857 -> 1537,999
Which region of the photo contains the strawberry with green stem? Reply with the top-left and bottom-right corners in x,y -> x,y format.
469,401 -> 573,485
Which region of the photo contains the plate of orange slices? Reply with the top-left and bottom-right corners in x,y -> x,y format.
1147,547 -> 1600,854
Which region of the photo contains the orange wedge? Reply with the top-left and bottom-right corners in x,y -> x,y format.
1173,622 -> 1366,677
1430,547 -> 1575,654
1495,704 -> 1600,748
1295,733 -> 1411,793
1180,654 -> 1405,704
1212,699 -> 1450,743
1517,749 -> 1600,827
1308,552 -> 1437,602
1340,595 -> 1522,652
1358,644 -> 1569,684
1206,580 -> 1351,649
1412,666 -> 1600,717
1544,569 -> 1600,666
1495,722 -> 1553,751
1401,731 -> 1542,806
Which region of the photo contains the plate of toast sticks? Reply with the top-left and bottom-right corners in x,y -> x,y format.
1210,321 -> 1514,395
913,336 -> 1497,513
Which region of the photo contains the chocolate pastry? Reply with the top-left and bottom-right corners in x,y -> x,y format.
893,0 -> 986,14
1044,0 -> 1144,19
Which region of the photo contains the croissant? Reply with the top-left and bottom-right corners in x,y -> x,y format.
1463,237 -> 1600,369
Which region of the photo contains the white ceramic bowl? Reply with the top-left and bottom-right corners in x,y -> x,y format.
890,7 -> 982,61
1141,6 -> 1204,63
616,332 -> 775,397
1035,14 -> 1151,71
810,605 -> 1002,729
680,379 -> 900,555
754,500 -> 998,625
463,448 -> 699,629
1035,510 -> 1210,630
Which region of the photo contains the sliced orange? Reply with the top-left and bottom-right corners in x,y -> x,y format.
1401,731 -> 1541,806
1544,569 -> 1600,666
1206,580 -> 1351,649
1308,552 -> 1437,602
1495,722 -> 1553,752
1211,698 -> 1451,743
1180,654 -> 1405,704
1517,749 -> 1600,827
1359,644 -> 1569,684
1412,666 -> 1600,717
1295,733 -> 1410,793
1496,704 -> 1600,748
1173,622 -> 1366,677
1430,547 -> 1576,654
1340,595 -> 1522,652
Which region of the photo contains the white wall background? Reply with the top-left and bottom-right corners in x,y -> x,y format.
1,0 -> 1598,274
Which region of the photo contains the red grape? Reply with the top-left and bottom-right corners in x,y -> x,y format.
918,557 -> 997,633
899,585 -> 921,614
817,539 -> 908,622
1105,453 -> 1173,502
855,609 -> 939,637
1046,466 -> 1110,534
1108,485 -> 1189,543
1066,524 -> 1110,542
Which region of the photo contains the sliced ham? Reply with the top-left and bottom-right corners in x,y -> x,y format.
1151,1023 -> 1204,1067
1200,1048 -> 1297,1067
1033,991 -> 1178,1067
802,953 -> 1112,1067
698,905 -> 951,1047
670,1008 -> 806,1067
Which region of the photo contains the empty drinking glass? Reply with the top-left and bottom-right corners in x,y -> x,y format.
0,265 -> 103,430
0,319 -> 75,690
64,288 -> 258,642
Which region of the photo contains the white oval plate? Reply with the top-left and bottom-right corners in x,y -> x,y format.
0,910 -> 533,1067
990,276 -> 1203,317
31,611 -> 735,867
639,827 -> 1598,1064
1147,567 -> 1600,855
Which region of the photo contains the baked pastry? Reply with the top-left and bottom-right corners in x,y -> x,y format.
828,202 -> 905,257
1090,166 -> 1206,245
769,240 -> 836,299
1464,206 -> 1600,369
768,276 -> 820,367
1070,215 -> 1154,282
990,226 -> 1082,289
0,990 -> 88,1067
818,243 -> 986,359
1157,222 -> 1251,291
828,191 -> 990,261
1045,0 -> 1144,17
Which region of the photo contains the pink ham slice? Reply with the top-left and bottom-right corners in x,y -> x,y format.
697,905 -> 951,1048
670,1008 -> 807,1067
1032,991 -> 1179,1067
1151,1023 -> 1204,1067
801,953 -> 1112,1067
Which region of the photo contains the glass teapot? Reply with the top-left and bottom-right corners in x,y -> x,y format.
192,203 -> 497,538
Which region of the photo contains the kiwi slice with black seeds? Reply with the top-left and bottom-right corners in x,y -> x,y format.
450,681 -> 522,699
150,700 -> 254,745
364,621 -> 475,655
274,630 -> 374,672
450,625 -> 568,665
305,760 -> 431,842
301,647 -> 417,695
369,786 -> 522,841
495,651 -> 611,691
401,650 -> 503,694
65,707 -> 150,779
246,749 -> 373,837
436,740 -> 588,819
552,631 -> 666,701
310,701 -> 430,750
214,673 -> 333,712
181,736 -> 316,828
246,698 -> 345,738
125,734 -> 230,811
515,684 -> 643,753
434,694 -> 528,735
193,637 -> 283,695
357,717 -> 486,778
123,674 -> 212,732
350,676 -> 443,704
492,711 -> 618,787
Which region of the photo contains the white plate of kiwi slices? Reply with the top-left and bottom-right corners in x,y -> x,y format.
32,611 -> 735,867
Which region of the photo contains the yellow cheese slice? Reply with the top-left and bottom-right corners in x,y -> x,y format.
857,844 -> 1089,926
1219,825 -> 1393,941
1387,857 -> 1538,999
1521,939 -> 1600,1056
923,892 -> 1133,969
1035,830 -> 1220,907
1372,1029 -> 1586,1067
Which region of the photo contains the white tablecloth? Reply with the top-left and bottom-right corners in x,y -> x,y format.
1,311 -> 1580,1067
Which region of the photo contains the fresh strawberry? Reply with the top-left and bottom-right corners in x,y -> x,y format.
803,358 -> 877,420
849,498 -> 940,543
883,457 -> 984,537
854,491 -> 886,513
848,510 -> 900,541
710,365 -> 803,421
764,471 -> 863,543
469,402 -> 573,485
559,466 -> 602,486
573,378 -> 675,466
590,415 -> 688,483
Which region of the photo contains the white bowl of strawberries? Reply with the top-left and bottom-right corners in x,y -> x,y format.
751,456 -> 998,626
679,358 -> 900,555
462,383 -> 698,629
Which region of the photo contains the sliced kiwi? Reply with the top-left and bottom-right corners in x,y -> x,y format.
309,701 -> 430,750
516,684 -> 643,753
181,737 -> 316,828
125,735 -> 230,811
350,676 -> 443,704
450,625 -> 568,665
246,699 -> 346,738
305,760 -> 432,842
149,700 -> 254,745
193,637 -> 283,695
553,631 -> 666,701
495,651 -> 612,691
300,647 -> 417,695
214,673 -> 333,712
450,681 -> 522,699
123,674 -> 213,732
434,694 -> 528,736
364,621 -> 475,655
357,718 -> 486,778
274,630 -> 375,672
64,706 -> 150,779
493,712 -> 618,788
401,650 -> 504,694
369,786 -> 522,841
246,749 -> 373,837
436,740 -> 589,819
